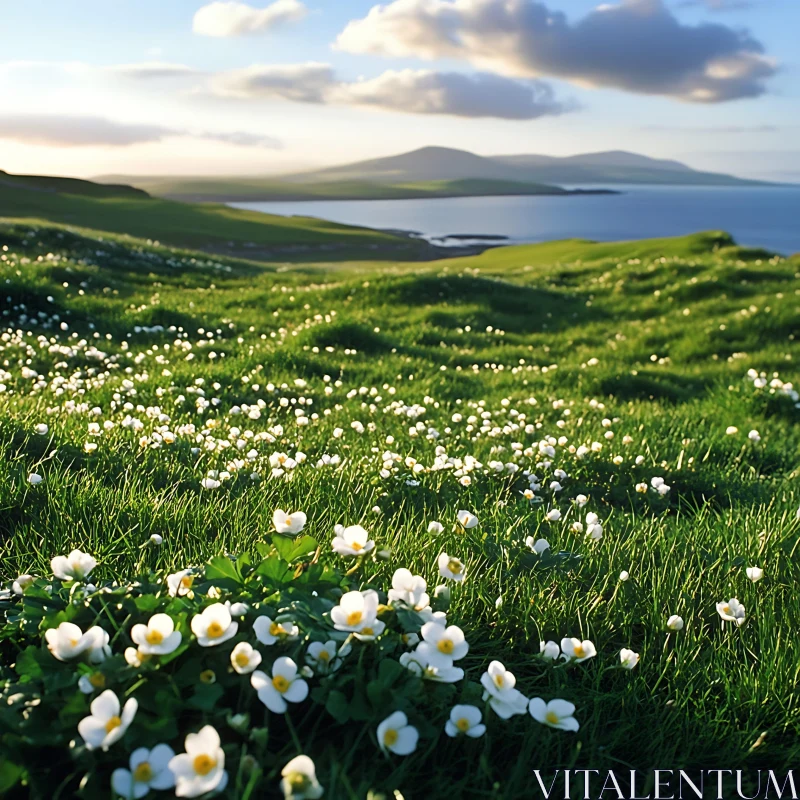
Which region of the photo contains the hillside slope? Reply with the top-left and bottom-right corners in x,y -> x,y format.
0,176 -> 423,260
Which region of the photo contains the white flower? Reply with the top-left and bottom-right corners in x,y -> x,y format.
305,640 -> 349,674
330,590 -> 385,641
539,640 -> 560,660
457,510 -> 478,529
525,537 -> 550,555
417,621 -> 468,668
169,725 -> 227,798
166,569 -> 196,597
387,568 -> 430,611
399,649 -> 464,683
377,711 -> 418,755
85,626 -> 112,664
748,430 -> 761,442
427,521 -> 443,535
280,754 -> 324,800
716,598 -> 746,626
445,704 -> 485,738
230,642 -> 262,674
585,512 -> 603,540
619,648 -> 640,669
111,744 -> 176,799
635,482 -> 648,493
131,614 -> 182,656
34,423 -> 49,435
746,566 -> 764,583
437,552 -> 466,581
725,426 -> 739,435
619,570 -> 630,582
667,615 -> 684,631
79,672 -> 107,694
149,534 -> 163,546
253,616 -> 300,645
251,656 -> 309,714
273,509 -> 307,535
125,647 -> 150,668
528,698 -> 579,732
545,509 -> 562,522
560,637 -> 597,663
190,603 -> 238,647
480,661 -> 528,719
200,478 -> 220,490
331,525 -> 375,557
51,549 -> 96,581
45,622 -> 104,662
12,574 -> 34,594
78,689 -> 138,751
28,473 -> 43,485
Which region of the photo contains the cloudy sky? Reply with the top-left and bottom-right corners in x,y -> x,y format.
1,0 -> 798,180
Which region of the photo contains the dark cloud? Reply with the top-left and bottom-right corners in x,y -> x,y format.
336,0 -> 777,103
0,114 -> 281,148
211,63 -> 573,120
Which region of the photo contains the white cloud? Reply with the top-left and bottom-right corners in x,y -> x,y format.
193,0 -> 307,37
338,70 -> 572,119
0,114 -> 281,149
210,63 -> 573,119
335,0 -> 777,103
211,63 -> 336,102
111,62 -> 204,80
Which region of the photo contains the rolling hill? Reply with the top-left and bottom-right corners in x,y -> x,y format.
0,170 -> 423,261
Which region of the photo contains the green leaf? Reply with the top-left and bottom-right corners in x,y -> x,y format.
254,557 -> 293,584
205,556 -> 242,584
189,682 -> 224,711
272,534 -> 318,563
0,759 -> 24,793
324,690 -> 351,723
14,646 -> 44,681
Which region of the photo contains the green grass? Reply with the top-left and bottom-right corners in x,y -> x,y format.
0,180 -> 423,261
1,220 -> 799,798
95,176 -> 571,202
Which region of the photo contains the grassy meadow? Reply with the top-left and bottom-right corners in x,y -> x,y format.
1,213 -> 799,798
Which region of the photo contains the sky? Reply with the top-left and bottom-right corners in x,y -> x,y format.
0,0 -> 798,180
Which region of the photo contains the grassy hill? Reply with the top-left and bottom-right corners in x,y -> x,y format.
1,218 -> 799,796
0,172 -> 424,260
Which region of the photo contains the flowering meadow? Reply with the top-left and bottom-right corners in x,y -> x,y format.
1,222 -> 799,798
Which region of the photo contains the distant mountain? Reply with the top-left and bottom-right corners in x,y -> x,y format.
283,146 -> 767,187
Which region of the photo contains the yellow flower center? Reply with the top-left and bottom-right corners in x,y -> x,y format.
346,610 -> 363,626
206,621 -> 225,638
721,604 -> 730,614
317,650 -> 330,662
546,711 -> 560,725
70,638 -> 81,647
350,541 -> 363,551
456,717 -> 471,732
105,715 -> 122,734
448,559 -> 462,574
133,762 -> 154,783
145,629 -> 164,645
573,644 -> 585,658
193,754 -> 217,776
383,728 -> 398,747
200,670 -> 216,684
234,651 -> 251,668
360,627 -> 374,636
269,622 -> 284,636
494,674 -> 505,688
287,773 -> 310,791
89,673 -> 106,689
437,639 -> 455,655
272,675 -> 290,693
180,576 -> 194,590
